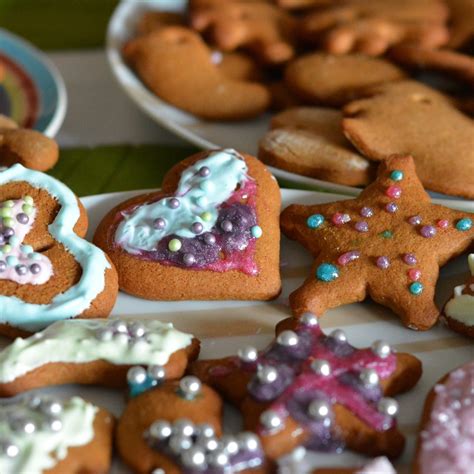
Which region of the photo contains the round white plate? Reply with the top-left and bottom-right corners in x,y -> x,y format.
106,0 -> 474,211
1,187 -> 472,472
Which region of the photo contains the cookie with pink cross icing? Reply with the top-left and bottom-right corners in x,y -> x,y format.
280,154 -> 474,330
413,360 -> 474,474
191,314 -> 422,461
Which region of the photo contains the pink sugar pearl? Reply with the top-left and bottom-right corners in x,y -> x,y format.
408,269 -> 421,281
386,185 -> 402,199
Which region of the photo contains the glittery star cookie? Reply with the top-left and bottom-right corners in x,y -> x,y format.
94,149 -> 281,301
0,318 -> 199,396
281,155 -> 474,330
191,314 -> 422,461
118,375 -> 270,473
0,394 -> 114,474
413,360 -> 474,474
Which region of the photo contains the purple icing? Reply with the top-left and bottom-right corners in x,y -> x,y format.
338,372 -> 383,403
354,221 -> 369,233
248,364 -> 295,402
385,202 -> 398,214
403,253 -> 417,265
420,225 -> 436,238
360,207 -> 374,218
408,215 -> 422,225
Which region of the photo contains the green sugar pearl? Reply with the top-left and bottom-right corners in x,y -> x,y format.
168,238 -> 182,252
2,200 -> 14,208
23,195 -> 34,205
22,204 -> 34,215
0,207 -> 12,218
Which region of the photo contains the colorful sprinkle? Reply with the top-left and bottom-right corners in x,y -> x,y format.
385,202 -> 398,214
456,218 -> 472,231
306,214 -> 325,229
168,239 -> 182,252
23,196 -> 34,205
409,282 -> 424,295
408,215 -> 422,226
408,269 -> 421,281
3,217 -> 13,228
6,256 -> 18,266
2,200 -> 14,208
22,204 -> 33,215
385,185 -> 402,199
376,256 -> 390,269
251,225 -> 263,238
420,225 -> 436,238
316,263 -> 339,282
337,251 -> 360,266
403,253 -> 417,265
436,219 -> 449,229
332,213 -> 351,226
360,207 -> 374,218
201,211 -> 212,222
380,230 -> 393,239
0,208 -> 11,218
354,221 -> 369,233
390,170 -> 404,182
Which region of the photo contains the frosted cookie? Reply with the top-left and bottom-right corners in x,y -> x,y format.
119,375 -> 269,473
442,253 -> 474,338
94,149 -> 281,301
0,395 -> 113,474
280,155 -> 474,330
0,318 -> 199,396
191,315 -> 422,461
0,164 -> 118,338
413,361 -> 474,474
258,107 -> 375,186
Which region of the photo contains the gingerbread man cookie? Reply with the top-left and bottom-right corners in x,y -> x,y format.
280,155 -> 474,330
191,315 -> 422,461
442,253 -> 474,338
94,149 -> 281,301
413,360 -> 474,474
0,318 -> 199,396
0,394 -> 114,474
0,164 -> 118,338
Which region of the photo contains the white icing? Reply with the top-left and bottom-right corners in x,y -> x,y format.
0,397 -> 98,474
0,318 -> 194,383
356,457 -> 397,474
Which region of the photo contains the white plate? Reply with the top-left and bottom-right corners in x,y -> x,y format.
106,0 -> 474,212
1,188 -> 472,473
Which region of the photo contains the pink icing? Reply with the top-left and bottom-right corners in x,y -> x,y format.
0,198 -> 53,285
419,361 -> 474,474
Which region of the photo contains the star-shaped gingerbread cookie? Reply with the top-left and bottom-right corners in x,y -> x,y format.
191,315 -> 422,461
281,155 -> 474,330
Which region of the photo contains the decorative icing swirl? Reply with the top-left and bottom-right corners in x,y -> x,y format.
0,395 -> 98,474
0,164 -> 111,331
0,318 -> 193,383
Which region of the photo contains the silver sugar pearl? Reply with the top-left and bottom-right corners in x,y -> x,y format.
359,368 -> 380,386
153,217 -> 166,230
30,263 -> 41,274
0,438 -> 19,458
221,435 -> 239,455
15,264 -> 28,276
308,400 -> 331,422
197,435 -> 219,452
148,420 -> 172,440
204,233 -> 216,245
16,213 -> 29,224
179,376 -> 202,399
259,410 -> 283,432
127,366 -> 147,385
300,312 -> 319,326
311,359 -> 331,377
330,329 -> 347,343
277,330 -> 299,347
183,253 -> 195,266
371,340 -> 391,359
0,261 -> 6,273
147,365 -> 166,381
237,345 -> 258,363
221,219 -> 233,232
44,416 -> 63,432
207,448 -> 229,467
110,320 -> 128,334
378,397 -> 399,417
9,415 -> 36,434
191,222 -> 203,234
196,423 -> 215,439
181,446 -> 207,469
128,322 -> 146,338
26,395 -> 42,409
199,166 -> 210,177
173,419 -> 195,437
39,399 -> 63,416
95,327 -> 113,342
168,198 -> 180,209
169,434 -> 193,454
257,365 -> 278,384
237,432 -> 260,452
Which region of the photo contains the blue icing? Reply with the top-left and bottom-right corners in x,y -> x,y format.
0,164 -> 111,331
115,149 -> 250,254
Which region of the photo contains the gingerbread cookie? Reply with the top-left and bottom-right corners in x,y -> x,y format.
342,80 -> 474,198
0,318 -> 199,396
258,107 -> 375,186
268,81 -> 303,111
192,314 -> 422,460
0,394 -> 114,474
212,51 -> 263,82
281,155 -> 474,330
0,164 -> 118,338
190,1 -> 297,64
94,149 -> 281,301
442,253 -> 474,338
136,11 -> 186,35
120,374 -> 270,473
313,457 -> 396,474
300,0 -> 449,56
389,45 -> 474,87
0,115 -> 59,171
123,27 -> 270,120
413,360 -> 474,474
446,0 -> 474,49
284,53 -> 405,106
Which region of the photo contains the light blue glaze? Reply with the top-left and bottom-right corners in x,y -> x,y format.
115,149 -> 249,253
0,164 -> 111,331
